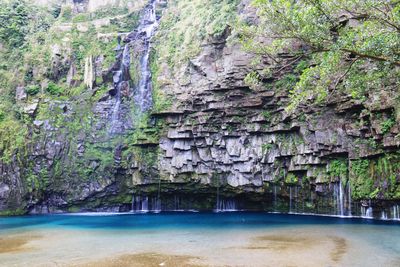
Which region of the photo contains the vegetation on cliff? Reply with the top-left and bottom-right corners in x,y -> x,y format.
0,0 -> 399,215
241,0 -> 400,116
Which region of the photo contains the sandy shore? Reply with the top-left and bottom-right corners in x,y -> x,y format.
0,226 -> 399,267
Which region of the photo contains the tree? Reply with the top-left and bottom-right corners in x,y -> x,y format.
240,0 -> 400,111
0,0 -> 29,48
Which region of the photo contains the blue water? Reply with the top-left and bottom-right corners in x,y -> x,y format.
1,212 -> 400,266
1,212 -> 399,232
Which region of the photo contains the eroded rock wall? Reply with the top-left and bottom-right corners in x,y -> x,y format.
0,0 -> 399,217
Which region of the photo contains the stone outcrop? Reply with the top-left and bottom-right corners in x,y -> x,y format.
0,0 -> 399,219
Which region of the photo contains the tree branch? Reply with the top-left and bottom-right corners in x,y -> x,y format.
333,57 -> 359,91
341,48 -> 400,66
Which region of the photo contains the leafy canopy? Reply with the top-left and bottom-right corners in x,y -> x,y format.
240,0 -> 400,111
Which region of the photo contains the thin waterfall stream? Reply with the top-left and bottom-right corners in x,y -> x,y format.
109,0 -> 159,135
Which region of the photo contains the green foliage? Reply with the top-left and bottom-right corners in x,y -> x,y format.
285,173 -> 299,185
0,119 -> 27,163
154,0 -> 240,69
150,50 -> 173,112
92,6 -> 129,20
244,71 -> 262,91
26,168 -> 50,193
350,153 -> 400,200
46,82 -> 63,96
72,13 -> 89,23
0,0 -> 52,48
26,85 -> 40,95
328,159 -> 348,181
0,110 -> 5,123
261,143 -> 273,153
261,110 -> 272,121
241,0 -> 400,110
381,118 -> 395,134
84,144 -> 114,168
0,0 -> 29,48
0,208 -> 26,216
349,159 -> 372,199
275,74 -> 297,92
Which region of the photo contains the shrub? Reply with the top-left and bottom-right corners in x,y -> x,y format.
26,85 -> 40,95
46,82 -> 63,96
0,110 -> 5,122
381,118 -> 395,134
72,13 -> 89,23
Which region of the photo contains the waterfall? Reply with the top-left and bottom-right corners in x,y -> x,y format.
131,195 -> 150,212
333,180 -> 351,216
339,180 -> 344,216
156,174 -> 161,212
216,199 -> 237,212
109,44 -> 130,134
108,0 -> 159,133
361,205 -> 373,218
134,0 -> 159,112
392,205 -> 399,220
174,195 -> 180,211
347,182 -> 352,216
289,187 -> 292,213
151,197 -> 161,212
366,207 -> 373,218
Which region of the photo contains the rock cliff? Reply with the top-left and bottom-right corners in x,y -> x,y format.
0,0 -> 399,219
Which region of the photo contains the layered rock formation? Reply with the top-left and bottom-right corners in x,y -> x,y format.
0,0 -> 399,219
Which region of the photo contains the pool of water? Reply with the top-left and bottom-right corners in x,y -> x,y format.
0,212 -> 399,266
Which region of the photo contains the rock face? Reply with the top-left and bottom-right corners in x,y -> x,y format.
0,0 -> 399,218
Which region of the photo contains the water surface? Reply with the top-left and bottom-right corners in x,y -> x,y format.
0,212 -> 399,266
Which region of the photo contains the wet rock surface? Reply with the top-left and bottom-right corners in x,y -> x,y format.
0,0 -> 399,219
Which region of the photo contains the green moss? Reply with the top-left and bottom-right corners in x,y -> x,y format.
328,159 -> 348,182
261,143 -> 274,154
275,74 -> 298,92
154,0 -> 240,70
261,110 -> 272,121
285,173 -> 299,185
350,153 -> 400,200
381,117 -> 395,134
0,208 -> 26,216
67,206 -> 80,213
46,82 -> 64,96
26,85 -> 40,95
149,49 -> 173,112
72,13 -> 89,23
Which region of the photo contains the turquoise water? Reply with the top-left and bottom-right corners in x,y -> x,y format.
1,212 -> 400,266
1,212 -> 399,232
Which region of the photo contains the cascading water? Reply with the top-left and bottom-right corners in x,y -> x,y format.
347,183 -> 352,216
134,0 -> 158,112
339,180 -> 344,216
332,180 -> 352,217
108,0 -> 159,134
216,199 -> 237,212
131,195 -> 149,212
289,187 -> 292,213
392,205 -> 399,220
109,43 -> 131,134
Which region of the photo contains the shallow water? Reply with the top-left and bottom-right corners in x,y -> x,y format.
0,212 -> 399,266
